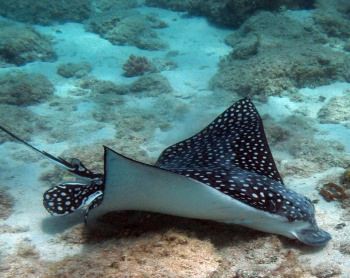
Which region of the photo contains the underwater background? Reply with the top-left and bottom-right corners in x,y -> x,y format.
0,0 -> 350,277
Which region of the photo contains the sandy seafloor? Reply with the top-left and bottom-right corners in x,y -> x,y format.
0,5 -> 350,278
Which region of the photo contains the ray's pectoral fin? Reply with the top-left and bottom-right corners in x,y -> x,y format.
43,181 -> 104,218
156,97 -> 284,184
293,227 -> 331,247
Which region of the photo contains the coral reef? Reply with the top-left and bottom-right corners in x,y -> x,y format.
129,73 -> 172,96
0,22 -> 56,66
80,78 -> 128,96
0,0 -> 90,25
145,0 -> 191,11
146,0 -> 315,27
286,137 -> 349,169
0,187 -> 14,220
210,12 -> 350,97
317,93 -> 350,124
77,73 -> 183,157
0,104 -> 49,144
0,72 -> 54,106
261,114 -> 350,177
92,0 -> 139,13
122,55 -> 155,77
87,10 -> 167,50
56,62 -> 92,78
314,0 -> 350,38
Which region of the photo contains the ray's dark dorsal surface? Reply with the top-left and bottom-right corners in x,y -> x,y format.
156,99 -> 309,221
157,98 -> 283,183
0,98 -> 331,246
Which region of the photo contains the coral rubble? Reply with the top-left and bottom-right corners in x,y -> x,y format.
0,22 -> 55,66
80,78 -> 128,96
0,72 -> 54,106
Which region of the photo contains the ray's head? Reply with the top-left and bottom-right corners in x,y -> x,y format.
278,189 -> 331,247
230,172 -> 331,246
243,176 -> 332,246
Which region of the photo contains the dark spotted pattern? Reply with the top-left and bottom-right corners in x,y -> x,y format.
43,181 -> 104,216
156,98 -> 314,222
157,98 -> 283,183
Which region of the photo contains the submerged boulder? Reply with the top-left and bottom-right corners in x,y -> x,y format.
0,23 -> 56,66
0,72 -> 54,106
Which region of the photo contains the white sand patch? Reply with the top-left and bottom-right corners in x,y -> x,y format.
0,143 -> 83,260
145,7 -> 231,95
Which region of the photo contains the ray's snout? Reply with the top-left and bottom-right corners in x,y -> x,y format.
294,226 -> 331,247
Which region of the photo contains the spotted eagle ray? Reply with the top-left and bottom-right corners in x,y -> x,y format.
0,98 -> 331,246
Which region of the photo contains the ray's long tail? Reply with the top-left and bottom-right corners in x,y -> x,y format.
0,124 -> 104,220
